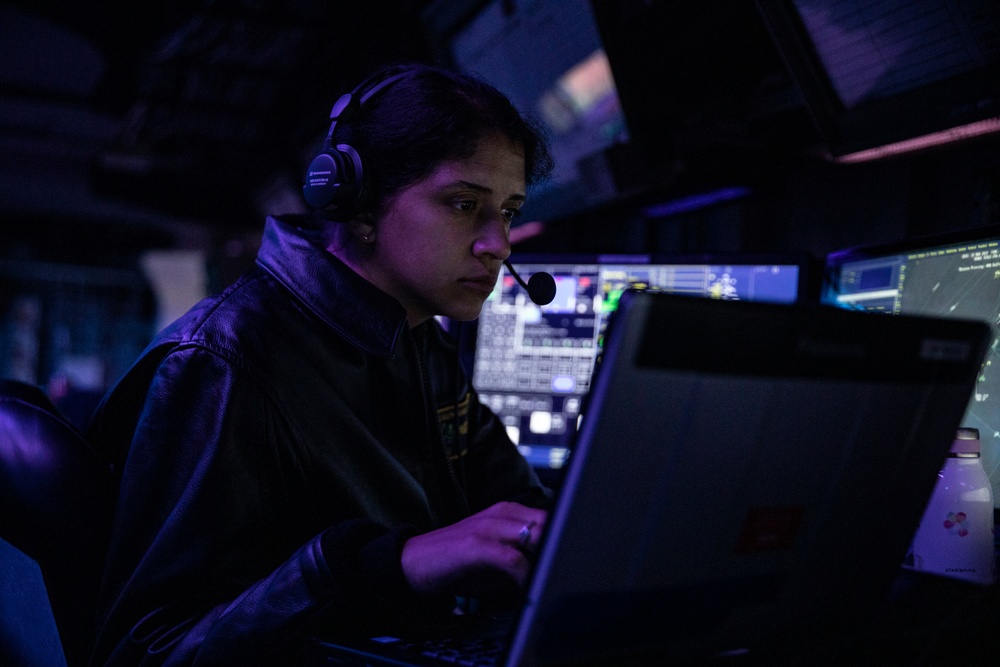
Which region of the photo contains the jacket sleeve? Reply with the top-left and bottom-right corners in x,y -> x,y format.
110,523 -> 425,666
92,347 -> 445,666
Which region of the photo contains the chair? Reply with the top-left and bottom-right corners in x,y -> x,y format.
0,379 -> 115,667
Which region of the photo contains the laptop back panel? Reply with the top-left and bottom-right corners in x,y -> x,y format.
507,291 -> 990,665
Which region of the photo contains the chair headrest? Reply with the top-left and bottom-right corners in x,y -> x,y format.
0,379 -> 115,667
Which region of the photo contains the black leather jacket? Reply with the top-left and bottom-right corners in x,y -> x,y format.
87,215 -> 550,666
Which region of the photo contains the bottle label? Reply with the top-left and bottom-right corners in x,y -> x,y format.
909,506 -> 996,585
942,511 -> 971,536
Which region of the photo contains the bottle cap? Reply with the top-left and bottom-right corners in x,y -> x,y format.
950,427 -> 981,455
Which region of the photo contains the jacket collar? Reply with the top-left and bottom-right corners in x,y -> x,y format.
255,214 -> 408,357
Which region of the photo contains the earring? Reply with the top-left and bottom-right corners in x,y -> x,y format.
362,234 -> 370,242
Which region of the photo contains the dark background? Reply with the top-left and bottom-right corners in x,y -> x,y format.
2,0 -> 999,400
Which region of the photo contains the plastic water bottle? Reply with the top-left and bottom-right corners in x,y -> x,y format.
908,427 -> 995,585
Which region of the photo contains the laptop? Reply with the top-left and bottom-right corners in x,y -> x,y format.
306,290 -> 990,666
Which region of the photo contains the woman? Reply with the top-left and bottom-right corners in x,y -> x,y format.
87,62 -> 555,665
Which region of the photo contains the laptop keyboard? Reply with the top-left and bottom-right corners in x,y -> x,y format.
401,635 -> 504,666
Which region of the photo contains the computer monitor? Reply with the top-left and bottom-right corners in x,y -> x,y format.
756,0 -> 1000,161
468,254 -> 809,479
822,225 -> 1000,506
428,0 -> 631,221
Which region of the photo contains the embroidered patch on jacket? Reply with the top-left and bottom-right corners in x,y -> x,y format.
437,393 -> 470,459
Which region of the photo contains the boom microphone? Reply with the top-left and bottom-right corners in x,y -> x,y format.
504,260 -> 556,306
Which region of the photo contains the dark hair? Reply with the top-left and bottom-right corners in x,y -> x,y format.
334,62 -> 554,217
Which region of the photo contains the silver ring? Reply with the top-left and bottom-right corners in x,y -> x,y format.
518,521 -> 536,547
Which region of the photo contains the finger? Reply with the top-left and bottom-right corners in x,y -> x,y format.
485,501 -> 545,521
473,503 -> 545,549
507,515 -> 545,553
513,520 -> 533,549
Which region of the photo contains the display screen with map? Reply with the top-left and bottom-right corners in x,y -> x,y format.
823,225 -> 1000,506
467,255 -> 806,476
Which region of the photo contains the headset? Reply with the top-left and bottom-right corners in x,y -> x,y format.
301,68 -> 415,220
302,66 -> 556,305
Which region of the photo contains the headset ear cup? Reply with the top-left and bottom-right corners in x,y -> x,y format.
302,144 -> 364,217
303,68 -> 415,218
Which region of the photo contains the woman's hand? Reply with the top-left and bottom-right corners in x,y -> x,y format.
401,501 -> 547,598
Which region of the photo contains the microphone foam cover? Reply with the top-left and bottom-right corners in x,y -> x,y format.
527,272 -> 557,306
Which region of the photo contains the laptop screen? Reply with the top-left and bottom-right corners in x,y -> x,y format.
468,254 -> 808,473
822,224 -> 1000,507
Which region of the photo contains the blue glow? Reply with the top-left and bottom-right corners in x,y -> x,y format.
643,187 -> 752,218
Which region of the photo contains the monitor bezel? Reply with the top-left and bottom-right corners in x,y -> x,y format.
823,223 -> 1000,297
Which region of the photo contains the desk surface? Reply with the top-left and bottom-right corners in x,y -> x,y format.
303,569 -> 1000,666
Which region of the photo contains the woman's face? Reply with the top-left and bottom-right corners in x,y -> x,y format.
360,133 -> 526,326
